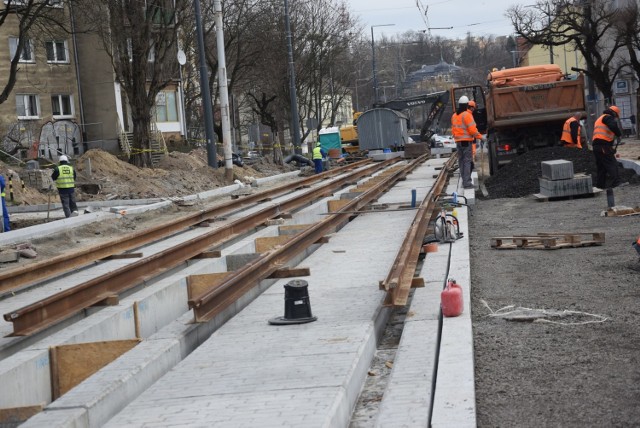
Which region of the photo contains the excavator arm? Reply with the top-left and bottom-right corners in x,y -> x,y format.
379,91 -> 450,142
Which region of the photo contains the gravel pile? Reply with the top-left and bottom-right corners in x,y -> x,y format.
483,146 -> 640,198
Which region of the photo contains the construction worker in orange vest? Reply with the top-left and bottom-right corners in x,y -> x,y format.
468,100 -> 479,161
592,106 -> 624,189
560,112 -> 583,149
634,235 -> 640,259
451,96 -> 483,189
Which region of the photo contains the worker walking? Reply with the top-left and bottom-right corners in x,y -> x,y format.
451,96 -> 483,189
561,112 -> 583,149
0,172 -> 10,232
592,106 -> 625,189
312,142 -> 326,174
51,155 -> 78,218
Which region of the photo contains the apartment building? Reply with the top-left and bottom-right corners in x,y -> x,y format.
0,1 -> 186,163
0,1 -> 81,162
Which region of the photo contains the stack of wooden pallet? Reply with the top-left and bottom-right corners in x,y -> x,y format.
490,232 -> 605,250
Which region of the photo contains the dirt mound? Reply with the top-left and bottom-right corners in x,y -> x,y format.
1,149 -> 297,206
484,147 -> 640,199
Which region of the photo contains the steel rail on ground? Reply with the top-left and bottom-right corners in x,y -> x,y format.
189,154 -> 433,322
381,156 -> 457,306
0,159 -> 372,295
3,159 -> 397,336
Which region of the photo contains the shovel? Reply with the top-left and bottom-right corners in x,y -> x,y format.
46,185 -> 52,222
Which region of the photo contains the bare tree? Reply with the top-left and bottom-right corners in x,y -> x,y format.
509,0 -> 625,104
75,0 -> 187,167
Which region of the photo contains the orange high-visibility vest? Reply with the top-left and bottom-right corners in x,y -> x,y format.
561,117 -> 582,148
592,114 -> 615,142
451,111 -> 481,142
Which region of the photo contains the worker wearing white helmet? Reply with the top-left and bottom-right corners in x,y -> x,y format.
51,155 -> 78,218
451,95 -> 482,189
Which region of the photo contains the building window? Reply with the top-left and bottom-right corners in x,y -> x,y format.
46,40 -> 68,63
16,94 -> 40,119
155,90 -> 178,122
9,37 -> 34,63
51,94 -> 74,118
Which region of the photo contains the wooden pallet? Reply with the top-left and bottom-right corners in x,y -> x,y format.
533,192 -> 597,202
491,232 -> 605,250
604,206 -> 640,217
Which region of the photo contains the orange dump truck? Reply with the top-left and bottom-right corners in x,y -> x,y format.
452,65 -> 586,174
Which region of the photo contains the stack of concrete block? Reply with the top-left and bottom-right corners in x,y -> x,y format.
24,169 -> 54,190
538,159 -> 593,197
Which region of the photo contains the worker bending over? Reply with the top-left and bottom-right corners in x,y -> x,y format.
451,96 -> 483,189
312,142 -> 327,174
561,112 -> 583,149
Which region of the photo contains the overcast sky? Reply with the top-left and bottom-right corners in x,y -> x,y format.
347,0 -> 535,40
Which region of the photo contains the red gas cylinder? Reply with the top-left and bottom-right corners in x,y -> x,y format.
441,279 -> 464,317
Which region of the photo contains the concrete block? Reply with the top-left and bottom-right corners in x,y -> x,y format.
541,159 -> 574,180
368,152 -> 403,161
539,175 -> 592,197
404,143 -> 429,158
225,253 -> 260,271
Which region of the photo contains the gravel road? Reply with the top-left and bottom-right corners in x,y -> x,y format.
470,183 -> 640,426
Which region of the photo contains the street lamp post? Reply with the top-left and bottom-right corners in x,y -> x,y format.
355,78 -> 370,112
371,24 -> 394,106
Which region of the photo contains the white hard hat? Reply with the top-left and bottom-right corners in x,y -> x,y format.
458,95 -> 469,104
59,155 -> 68,162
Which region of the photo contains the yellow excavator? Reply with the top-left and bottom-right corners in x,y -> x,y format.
339,112 -> 363,154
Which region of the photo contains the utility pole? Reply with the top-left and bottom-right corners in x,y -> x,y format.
371,24 -> 394,106
284,0 -> 301,154
194,0 -> 217,168
213,0 -> 233,183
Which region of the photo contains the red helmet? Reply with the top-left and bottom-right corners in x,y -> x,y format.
468,100 -> 476,108
609,105 -> 620,117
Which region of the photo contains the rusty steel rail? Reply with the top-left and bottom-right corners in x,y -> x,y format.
189,154 -> 431,322
381,156 -> 457,306
0,159 -> 372,294
3,158 -> 398,336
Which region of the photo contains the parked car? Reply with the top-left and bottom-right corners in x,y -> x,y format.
430,134 -> 456,150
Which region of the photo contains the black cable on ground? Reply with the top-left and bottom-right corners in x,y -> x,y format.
427,240 -> 453,427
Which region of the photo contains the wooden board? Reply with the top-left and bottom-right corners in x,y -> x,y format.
255,236 -> 291,253
50,339 -> 140,399
533,192 -> 596,202
0,405 -> 44,425
187,272 -> 231,300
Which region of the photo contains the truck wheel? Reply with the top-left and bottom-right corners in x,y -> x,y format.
489,141 -> 498,176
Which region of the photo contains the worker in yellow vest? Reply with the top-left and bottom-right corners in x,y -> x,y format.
51,155 -> 78,218
312,142 -> 326,174
560,113 -> 583,149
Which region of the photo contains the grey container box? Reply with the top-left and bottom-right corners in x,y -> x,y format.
541,159 -> 574,180
539,174 -> 593,197
357,108 -> 409,151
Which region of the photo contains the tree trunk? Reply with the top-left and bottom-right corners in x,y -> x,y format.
131,114 -> 152,168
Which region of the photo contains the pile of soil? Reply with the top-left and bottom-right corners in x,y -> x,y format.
1,149 -> 297,205
483,146 -> 640,199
